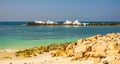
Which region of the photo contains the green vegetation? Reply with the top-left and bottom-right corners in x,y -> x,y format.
15,43 -> 69,58
2,56 -> 12,59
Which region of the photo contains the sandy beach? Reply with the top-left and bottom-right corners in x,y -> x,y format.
0,50 -> 93,64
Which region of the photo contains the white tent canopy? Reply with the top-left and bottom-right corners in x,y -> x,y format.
63,20 -> 72,24
73,20 -> 81,25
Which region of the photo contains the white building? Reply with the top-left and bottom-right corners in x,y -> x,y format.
46,20 -> 57,24
73,20 -> 81,25
35,20 -> 46,24
63,20 -> 72,24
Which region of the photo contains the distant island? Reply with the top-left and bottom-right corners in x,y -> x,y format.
27,20 -> 120,26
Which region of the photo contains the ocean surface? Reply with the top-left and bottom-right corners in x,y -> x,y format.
0,21 -> 120,49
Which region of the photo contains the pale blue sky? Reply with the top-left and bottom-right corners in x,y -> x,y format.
0,0 -> 120,21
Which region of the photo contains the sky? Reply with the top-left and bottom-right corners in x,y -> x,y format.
0,0 -> 120,21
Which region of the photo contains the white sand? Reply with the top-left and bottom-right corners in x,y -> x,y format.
0,50 -> 93,64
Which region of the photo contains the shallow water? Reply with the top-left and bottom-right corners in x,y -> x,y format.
0,22 -> 120,49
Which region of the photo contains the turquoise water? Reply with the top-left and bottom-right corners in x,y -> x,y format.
0,22 -> 120,49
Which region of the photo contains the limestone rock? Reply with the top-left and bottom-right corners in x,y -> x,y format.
50,33 -> 120,64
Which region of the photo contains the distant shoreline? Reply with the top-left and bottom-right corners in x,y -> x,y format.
27,22 -> 120,26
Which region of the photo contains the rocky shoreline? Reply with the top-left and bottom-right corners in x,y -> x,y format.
0,33 -> 120,64
50,33 -> 120,64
